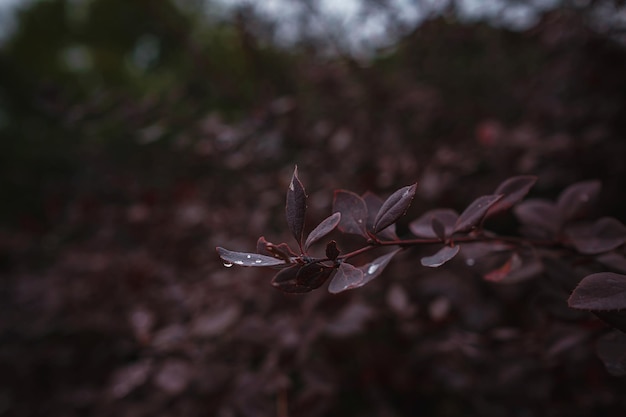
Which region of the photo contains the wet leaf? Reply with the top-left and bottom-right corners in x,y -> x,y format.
304,212 -> 341,250
454,194 -> 502,233
557,180 -> 601,222
328,262 -> 364,294
358,249 -> 401,286
409,208 -> 458,238
296,262 -> 333,289
362,191 -> 398,240
487,175 -> 537,216
217,247 -> 286,267
421,245 -> 460,267
286,166 -> 307,247
565,217 -> 626,255
513,199 -> 561,235
373,183 -> 417,233
568,272 -> 626,311
332,190 -> 368,237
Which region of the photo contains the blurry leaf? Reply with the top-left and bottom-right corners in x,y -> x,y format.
328,262 -> 364,294
362,191 -> 397,240
154,359 -> 192,395
325,303 -> 374,337
190,304 -> 241,338
358,249 -> 401,286
409,208 -> 458,238
484,253 -> 522,282
333,190 -> 368,237
596,330 -> 626,376
454,194 -> 502,233
373,183 -> 417,233
557,180 -> 601,222
304,212 -> 341,250
431,218 -> 447,241
325,240 -> 340,261
487,175 -> 537,216
421,245 -> 460,267
568,272 -> 626,311
596,252 -> 626,274
286,166 -> 307,247
565,217 -> 626,255
217,247 -> 286,267
296,262 -> 333,289
513,199 -> 561,234
271,265 -> 311,293
108,360 -> 153,399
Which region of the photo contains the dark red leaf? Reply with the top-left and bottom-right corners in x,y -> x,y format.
332,190 -> 368,237
296,263 -> 333,289
326,240 -> 340,261
565,217 -> 626,255
431,218 -> 446,241
513,199 -> 561,235
596,252 -> 626,274
271,266 -> 311,293
454,194 -> 502,233
256,237 -> 296,262
557,180 -> 601,222
358,249 -> 401,286
286,166 -> 307,248
568,272 -> 626,311
217,247 -> 286,267
373,183 -> 418,233
409,209 -> 458,238
596,331 -> 626,376
304,212 -> 341,250
420,245 -> 460,268
484,253 -> 522,282
487,175 -> 537,216
362,191 -> 398,240
328,262 -> 365,294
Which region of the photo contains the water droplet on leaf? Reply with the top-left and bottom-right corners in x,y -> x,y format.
223,262 -> 233,268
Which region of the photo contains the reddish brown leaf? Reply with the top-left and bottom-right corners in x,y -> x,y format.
373,183 -> 417,233
454,194 -> 502,233
304,212 -> 341,250
362,191 -> 398,240
271,265 -> 311,293
409,209 -> 458,238
420,245 -> 460,268
332,190 -> 368,237
296,263 -> 333,289
286,166 -> 307,248
358,249 -> 401,286
557,180 -> 601,222
565,217 -> 626,255
328,262 -> 365,294
487,175 -> 537,216
568,272 -> 626,311
325,240 -> 340,261
513,199 -> 561,235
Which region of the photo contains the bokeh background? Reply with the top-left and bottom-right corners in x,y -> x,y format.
2,0 -> 626,416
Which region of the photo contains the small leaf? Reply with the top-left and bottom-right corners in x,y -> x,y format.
271,266 -> 311,293
328,262 -> 365,294
359,249 -> 401,286
454,194 -> 502,233
304,212 -> 341,250
362,191 -> 398,240
568,272 -> 626,311
326,240 -> 340,261
487,175 -> 538,216
431,218 -> 447,241
217,247 -> 286,267
565,217 -> 626,255
420,245 -> 460,268
333,190 -> 368,237
557,180 -> 601,222
596,330 -> 626,376
286,166 -> 307,247
373,183 -> 418,233
296,262 -> 333,289
409,209 -> 458,238
513,199 -> 561,235
256,237 -> 296,262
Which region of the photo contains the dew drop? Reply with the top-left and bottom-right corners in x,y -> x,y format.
246,254 -> 252,259
223,262 -> 233,268
367,264 -> 380,275
465,258 -> 475,266
254,259 -> 263,264
234,261 -> 244,265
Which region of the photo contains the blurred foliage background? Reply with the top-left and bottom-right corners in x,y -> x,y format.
2,0 -> 626,416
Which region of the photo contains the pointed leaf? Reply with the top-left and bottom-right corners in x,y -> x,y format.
565,217 -> 626,255
557,180 -> 601,222
217,247 -> 286,267
256,237 -> 296,262
420,245 -> 460,268
568,272 -> 626,311
431,218 -> 447,241
513,199 -> 561,234
409,209 -> 458,238
454,194 -> 502,233
359,249 -> 401,286
487,175 -> 538,216
271,265 -> 311,293
326,240 -> 340,261
286,166 -> 307,247
362,191 -> 398,240
333,190 -> 368,237
304,212 -> 341,250
328,262 -> 365,294
373,183 -> 417,233
296,263 -> 333,289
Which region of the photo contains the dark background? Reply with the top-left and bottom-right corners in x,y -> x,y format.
2,0 -> 626,416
